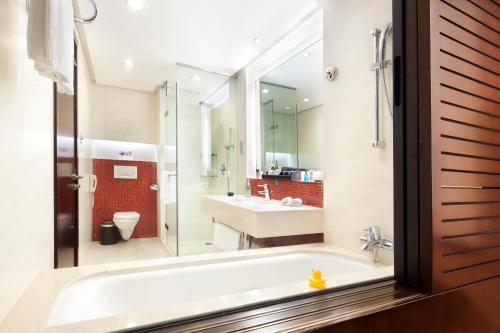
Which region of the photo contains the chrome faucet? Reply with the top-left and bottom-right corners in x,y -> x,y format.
360,225 -> 393,262
257,184 -> 271,201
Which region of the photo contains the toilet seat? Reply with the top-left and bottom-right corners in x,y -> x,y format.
113,211 -> 140,221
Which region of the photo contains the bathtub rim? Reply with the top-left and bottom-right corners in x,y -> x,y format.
46,247 -> 393,330
0,244 -> 394,333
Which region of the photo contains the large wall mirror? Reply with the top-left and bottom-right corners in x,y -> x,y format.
258,39 -> 324,173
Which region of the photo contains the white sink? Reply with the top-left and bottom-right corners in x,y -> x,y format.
202,195 -> 323,238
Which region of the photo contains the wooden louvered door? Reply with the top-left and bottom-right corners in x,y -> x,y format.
428,0 -> 500,291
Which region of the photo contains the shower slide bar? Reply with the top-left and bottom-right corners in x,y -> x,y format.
370,22 -> 392,149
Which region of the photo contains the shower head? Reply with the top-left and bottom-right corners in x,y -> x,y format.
378,22 -> 393,64
381,22 -> 392,39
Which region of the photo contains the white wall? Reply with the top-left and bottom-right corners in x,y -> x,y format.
298,105 -> 323,170
322,0 -> 393,264
0,1 -> 54,320
76,34 -> 93,249
85,83 -> 159,145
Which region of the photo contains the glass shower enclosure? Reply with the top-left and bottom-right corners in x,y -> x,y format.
159,83 -> 178,255
159,65 -> 239,256
259,82 -> 298,170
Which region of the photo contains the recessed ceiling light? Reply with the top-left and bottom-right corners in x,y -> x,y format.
124,59 -> 134,70
285,106 -> 291,110
191,75 -> 202,81
253,38 -> 263,44
261,89 -> 269,94
126,0 -> 144,11
303,98 -> 310,102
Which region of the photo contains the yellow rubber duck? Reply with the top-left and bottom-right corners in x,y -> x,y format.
308,269 -> 326,289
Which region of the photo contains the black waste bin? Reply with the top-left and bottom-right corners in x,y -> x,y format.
100,221 -> 119,245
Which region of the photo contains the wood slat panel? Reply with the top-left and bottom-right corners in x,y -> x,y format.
440,102 -> 500,131
439,70 -> 500,103
440,202 -> 500,220
440,85 -> 500,118
439,217 -> 500,235
438,18 -> 499,60
441,171 -> 500,187
468,0 -> 500,19
444,0 -> 500,31
440,120 -> 500,145
440,136 -> 500,160
438,0 -> 500,44
440,247 -> 500,272
430,0 -> 500,291
441,188 -> 500,202
439,34 -> 500,75
439,52 -> 500,88
438,261 -> 500,290
441,232 -> 500,254
441,154 -> 500,173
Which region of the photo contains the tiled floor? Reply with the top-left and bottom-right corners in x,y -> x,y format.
179,240 -> 222,256
79,237 -> 170,266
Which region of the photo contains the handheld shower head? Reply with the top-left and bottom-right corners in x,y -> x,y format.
378,22 -> 393,64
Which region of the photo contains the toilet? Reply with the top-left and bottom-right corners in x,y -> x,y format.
113,211 -> 140,240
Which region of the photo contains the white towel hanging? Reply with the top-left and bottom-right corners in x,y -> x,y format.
27,0 -> 75,95
213,222 -> 241,251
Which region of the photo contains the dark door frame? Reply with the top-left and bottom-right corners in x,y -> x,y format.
53,41 -> 79,268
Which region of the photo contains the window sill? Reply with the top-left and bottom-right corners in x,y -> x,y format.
140,280 -> 423,333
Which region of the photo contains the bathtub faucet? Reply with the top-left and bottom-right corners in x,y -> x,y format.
360,225 -> 393,263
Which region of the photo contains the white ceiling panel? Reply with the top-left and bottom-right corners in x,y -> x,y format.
77,0 -> 320,91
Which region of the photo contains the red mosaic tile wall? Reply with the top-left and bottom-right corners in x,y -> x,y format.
250,179 -> 323,208
92,159 -> 157,241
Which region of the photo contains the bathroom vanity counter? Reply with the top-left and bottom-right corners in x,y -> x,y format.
0,245 -> 393,333
202,195 -> 323,238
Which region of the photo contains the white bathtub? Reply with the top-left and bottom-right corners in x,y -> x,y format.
47,251 -> 383,327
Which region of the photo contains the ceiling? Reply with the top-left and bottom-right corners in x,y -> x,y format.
78,0 -> 320,92
261,39 -> 323,112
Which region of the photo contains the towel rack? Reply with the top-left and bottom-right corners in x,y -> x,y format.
74,0 -> 98,24
26,0 -> 98,24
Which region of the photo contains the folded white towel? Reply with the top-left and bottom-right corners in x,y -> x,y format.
281,197 -> 293,206
161,171 -> 176,204
28,0 -> 74,95
213,222 -> 241,251
290,198 -> 303,207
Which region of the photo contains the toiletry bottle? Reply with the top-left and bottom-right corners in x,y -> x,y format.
304,171 -> 310,182
309,170 -> 315,182
245,179 -> 252,197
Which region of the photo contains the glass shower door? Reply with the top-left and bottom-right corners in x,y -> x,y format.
176,65 -> 238,256
159,83 -> 178,256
